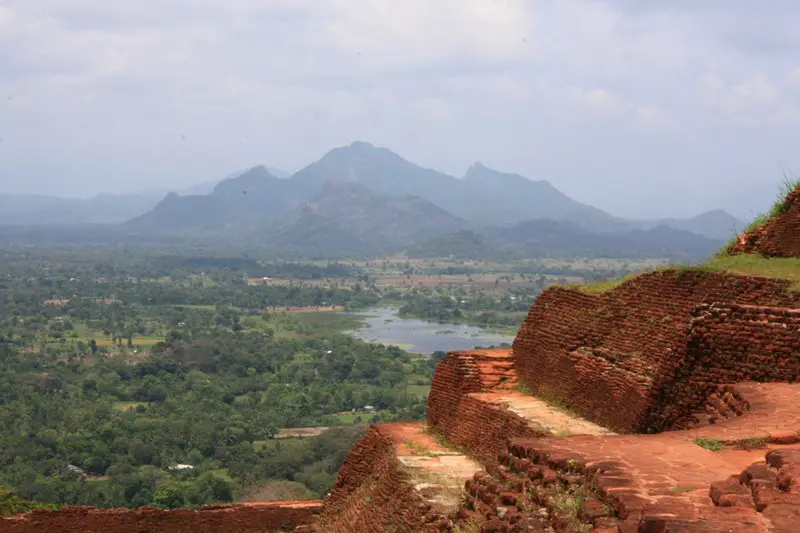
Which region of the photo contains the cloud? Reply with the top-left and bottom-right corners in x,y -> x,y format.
570,88 -> 619,115
0,0 -> 798,219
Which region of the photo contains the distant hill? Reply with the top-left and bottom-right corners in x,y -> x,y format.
1,141 -> 743,259
267,181 -> 466,255
267,167 -> 291,179
285,143 -> 624,230
288,141 -> 457,199
296,181 -> 464,245
492,219 -> 724,260
405,230 -> 516,261
124,192 -> 244,232
265,211 -> 370,258
127,166 -> 303,232
0,194 -> 160,225
459,162 -> 629,231
210,165 -> 302,217
283,143 -> 738,237
123,178 -> 466,256
637,210 -> 743,240
0,168 -> 295,226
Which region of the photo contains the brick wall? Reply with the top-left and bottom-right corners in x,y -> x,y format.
728,189 -> 800,257
311,425 -> 440,532
513,270 -> 798,433
650,303 -> 800,430
427,350 -> 543,467
0,502 -> 322,533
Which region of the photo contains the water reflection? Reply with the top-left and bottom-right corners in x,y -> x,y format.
344,307 -> 515,354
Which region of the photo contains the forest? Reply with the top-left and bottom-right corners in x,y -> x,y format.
0,249 -> 436,512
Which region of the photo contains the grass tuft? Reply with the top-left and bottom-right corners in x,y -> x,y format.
694,437 -> 725,452
734,436 -> 769,450
720,173 -> 800,253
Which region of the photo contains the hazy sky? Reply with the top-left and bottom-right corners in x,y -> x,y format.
1,1 -> 799,219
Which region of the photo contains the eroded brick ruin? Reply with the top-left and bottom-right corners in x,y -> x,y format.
728,189 -> 800,257
3,189 -> 800,532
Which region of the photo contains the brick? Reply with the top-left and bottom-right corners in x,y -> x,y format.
512,270 -> 800,434
728,189 -> 800,257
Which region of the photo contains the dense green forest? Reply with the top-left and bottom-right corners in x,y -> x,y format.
0,250 -> 435,510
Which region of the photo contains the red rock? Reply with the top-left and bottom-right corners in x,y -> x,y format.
769,430 -> 799,445
777,465 -> 800,492
480,519 -> 509,532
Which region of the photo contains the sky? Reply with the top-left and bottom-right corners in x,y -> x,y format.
1,1 -> 800,220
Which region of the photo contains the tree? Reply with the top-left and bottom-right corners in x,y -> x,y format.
154,485 -> 185,509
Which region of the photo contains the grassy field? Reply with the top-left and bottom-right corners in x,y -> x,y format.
572,255 -> 800,294
698,255 -> 800,289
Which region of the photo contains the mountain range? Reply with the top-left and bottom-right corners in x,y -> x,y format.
0,142 -> 743,259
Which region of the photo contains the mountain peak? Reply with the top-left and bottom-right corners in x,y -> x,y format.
235,165 -> 278,181
213,165 -> 278,195
464,162 -> 509,180
349,140 -> 374,149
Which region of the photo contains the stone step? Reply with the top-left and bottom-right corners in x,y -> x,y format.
469,390 -> 617,438
382,422 -> 481,511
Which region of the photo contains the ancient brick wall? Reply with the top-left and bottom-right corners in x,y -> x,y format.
728,189 -> 800,257
427,350 -> 489,435
0,502 -> 322,533
427,350 -> 543,466
310,425 -> 438,532
650,303 -> 800,430
432,393 -> 543,468
513,270 -> 798,433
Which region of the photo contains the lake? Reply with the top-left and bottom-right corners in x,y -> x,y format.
344,307 -> 516,354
